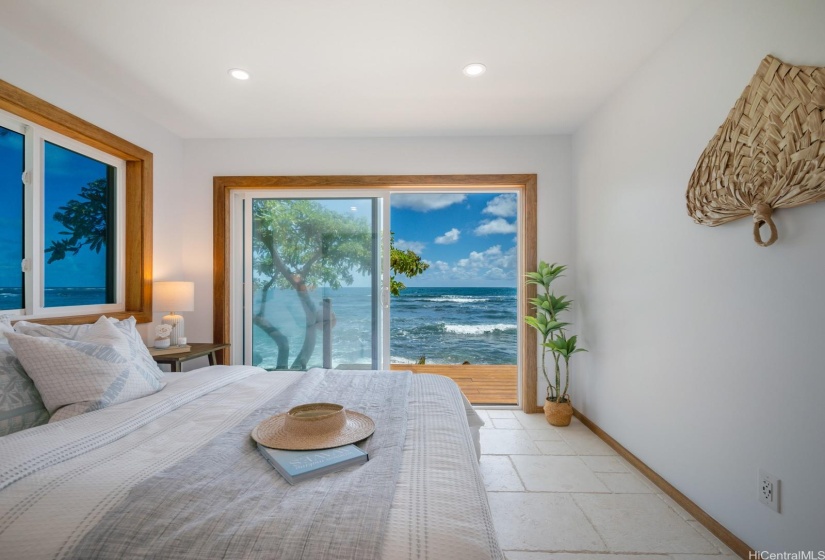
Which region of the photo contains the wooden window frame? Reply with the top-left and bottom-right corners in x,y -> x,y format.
213,174 -> 539,413
0,79 -> 153,325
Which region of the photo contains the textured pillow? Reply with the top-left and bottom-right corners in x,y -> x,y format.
13,316 -> 163,380
0,315 -> 13,341
6,317 -> 166,422
0,342 -> 49,436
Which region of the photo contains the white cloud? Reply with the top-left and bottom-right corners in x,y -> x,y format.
451,245 -> 517,281
394,239 -> 425,253
434,228 -> 460,244
474,218 -> 517,236
423,259 -> 451,273
482,194 -> 517,218
391,194 -> 466,212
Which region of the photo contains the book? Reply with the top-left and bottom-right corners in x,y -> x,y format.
257,443 -> 368,485
149,344 -> 191,356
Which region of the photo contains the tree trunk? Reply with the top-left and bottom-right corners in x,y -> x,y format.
252,314 -> 290,369
291,282 -> 319,369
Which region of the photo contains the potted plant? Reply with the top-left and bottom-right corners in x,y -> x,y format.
525,261 -> 586,426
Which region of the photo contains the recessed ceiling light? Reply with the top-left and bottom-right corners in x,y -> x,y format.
228,68 -> 250,80
462,63 -> 486,77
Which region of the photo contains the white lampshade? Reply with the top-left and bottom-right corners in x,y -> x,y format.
154,281 -> 194,346
154,281 -> 195,313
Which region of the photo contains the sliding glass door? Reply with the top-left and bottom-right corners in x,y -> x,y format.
243,195 -> 384,370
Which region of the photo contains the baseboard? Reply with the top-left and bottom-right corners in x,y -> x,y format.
572,409 -> 752,559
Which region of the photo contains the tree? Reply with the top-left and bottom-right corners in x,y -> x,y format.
389,233 -> 429,296
252,200 -> 372,369
44,179 -> 108,263
252,202 -> 429,370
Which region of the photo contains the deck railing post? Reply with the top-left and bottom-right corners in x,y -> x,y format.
322,298 -> 332,368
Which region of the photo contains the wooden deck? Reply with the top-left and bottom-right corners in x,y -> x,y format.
390,364 -> 518,405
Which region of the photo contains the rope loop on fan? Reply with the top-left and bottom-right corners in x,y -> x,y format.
751,203 -> 778,247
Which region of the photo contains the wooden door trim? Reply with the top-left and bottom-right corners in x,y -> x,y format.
214,174 -> 539,412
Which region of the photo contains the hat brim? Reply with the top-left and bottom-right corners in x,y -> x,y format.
252,409 -> 375,450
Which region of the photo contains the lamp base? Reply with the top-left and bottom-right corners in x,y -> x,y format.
162,313 -> 185,346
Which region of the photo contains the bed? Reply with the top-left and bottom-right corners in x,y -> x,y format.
0,364 -> 502,560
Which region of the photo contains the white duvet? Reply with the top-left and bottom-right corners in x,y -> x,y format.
0,366 -> 501,560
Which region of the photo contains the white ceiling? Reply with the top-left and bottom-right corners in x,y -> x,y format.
0,0 -> 703,139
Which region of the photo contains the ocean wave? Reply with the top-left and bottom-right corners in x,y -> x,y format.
443,323 -> 516,335
417,296 -> 489,304
389,356 -> 418,364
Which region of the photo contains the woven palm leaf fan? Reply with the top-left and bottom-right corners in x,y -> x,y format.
686,55 -> 825,246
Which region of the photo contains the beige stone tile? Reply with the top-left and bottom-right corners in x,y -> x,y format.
668,555 -> 738,560
474,409 -> 491,423
488,409 -> 517,418
488,492 -> 606,552
572,494 -> 718,554
481,429 -> 541,455
479,455 -> 525,492
535,440 -> 577,455
513,411 -> 554,430
506,554 -> 670,560
558,429 -> 617,456
493,418 -> 525,430
525,429 -> 564,442
686,521 -> 737,555
511,456 -> 610,493
595,472 -> 659,493
579,456 -> 629,473
656,494 -> 695,521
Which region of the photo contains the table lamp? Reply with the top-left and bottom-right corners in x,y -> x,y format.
154,281 -> 195,346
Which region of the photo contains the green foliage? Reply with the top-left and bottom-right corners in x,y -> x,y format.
252,200 -> 373,369
389,233 -> 429,296
253,200 -> 373,291
44,179 -> 108,264
525,261 -> 586,402
252,202 -> 428,369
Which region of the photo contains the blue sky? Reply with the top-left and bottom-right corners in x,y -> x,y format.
0,130 -> 111,289
391,192 -> 518,287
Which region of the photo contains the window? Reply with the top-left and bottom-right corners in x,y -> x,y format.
0,79 -> 152,325
0,110 -> 125,316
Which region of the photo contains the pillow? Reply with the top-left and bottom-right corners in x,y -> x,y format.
6,317 -> 166,422
0,342 -> 49,437
13,316 -> 163,381
0,315 -> 13,342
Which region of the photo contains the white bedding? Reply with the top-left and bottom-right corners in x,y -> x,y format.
0,365 -> 501,560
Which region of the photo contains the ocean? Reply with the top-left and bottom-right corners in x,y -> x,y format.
1,286 -> 519,370
0,287 -> 108,310
251,286 -> 518,370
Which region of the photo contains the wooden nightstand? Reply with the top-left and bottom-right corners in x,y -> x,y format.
150,342 -> 230,372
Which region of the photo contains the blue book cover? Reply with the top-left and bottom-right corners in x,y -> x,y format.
257,443 -> 369,485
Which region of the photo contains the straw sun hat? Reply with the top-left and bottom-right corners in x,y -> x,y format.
252,403 -> 375,450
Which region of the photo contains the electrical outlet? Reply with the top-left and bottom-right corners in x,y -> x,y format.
758,469 -> 780,512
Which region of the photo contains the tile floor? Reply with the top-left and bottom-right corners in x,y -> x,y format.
475,409 -> 738,560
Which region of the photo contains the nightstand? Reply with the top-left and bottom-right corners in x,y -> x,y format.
150,342 -> 230,372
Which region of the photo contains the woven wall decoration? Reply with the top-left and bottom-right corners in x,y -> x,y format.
686,55 -> 825,246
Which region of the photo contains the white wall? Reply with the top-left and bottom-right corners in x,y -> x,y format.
572,0 -> 825,551
0,25 -> 186,340
182,135 -> 573,388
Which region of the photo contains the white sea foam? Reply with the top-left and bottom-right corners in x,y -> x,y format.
419,296 -> 489,304
443,323 -> 516,335
389,356 -> 418,364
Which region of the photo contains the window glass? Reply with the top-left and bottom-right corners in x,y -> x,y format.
0,125 -> 24,311
43,141 -> 116,307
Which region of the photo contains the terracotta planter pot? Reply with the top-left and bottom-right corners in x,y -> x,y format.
543,398 -> 573,427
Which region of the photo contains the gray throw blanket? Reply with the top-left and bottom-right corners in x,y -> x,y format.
67,369 -> 412,560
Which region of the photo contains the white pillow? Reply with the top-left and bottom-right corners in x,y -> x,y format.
13,316 -> 163,381
5,317 -> 165,422
0,342 -> 49,436
0,315 -> 13,341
